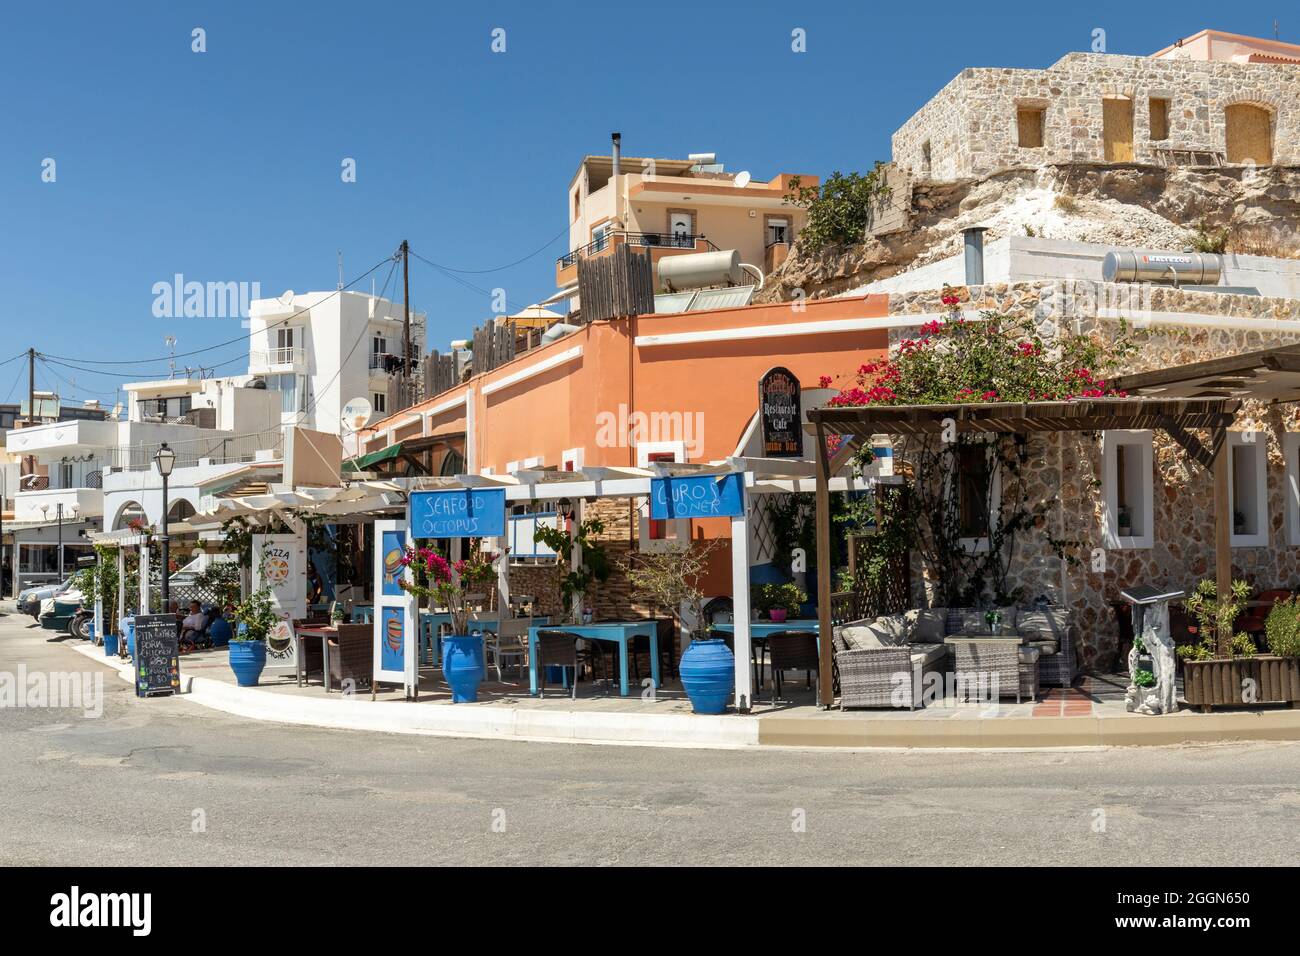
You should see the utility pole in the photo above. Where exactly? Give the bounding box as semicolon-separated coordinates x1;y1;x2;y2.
27;348;35;426
400;239;411;409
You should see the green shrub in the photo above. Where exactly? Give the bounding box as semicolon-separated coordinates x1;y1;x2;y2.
783;168;890;254
1177;577;1252;661
1133;669;1156;688
1265;598;1300;658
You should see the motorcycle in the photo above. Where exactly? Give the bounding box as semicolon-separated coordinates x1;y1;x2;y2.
70;605;95;643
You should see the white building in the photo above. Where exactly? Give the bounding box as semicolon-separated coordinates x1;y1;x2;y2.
4;377;280;593
246;290;427;435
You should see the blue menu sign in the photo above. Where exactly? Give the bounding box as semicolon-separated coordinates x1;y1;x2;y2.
409;488;507;538
650;473;745;520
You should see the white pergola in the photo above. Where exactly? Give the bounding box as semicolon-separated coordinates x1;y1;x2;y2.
191;460;879;712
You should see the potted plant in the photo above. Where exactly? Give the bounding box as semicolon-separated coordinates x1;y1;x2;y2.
1117;506;1132;537
1260;597;1300;704
400;544;497;703
625;540;730;713
1177;578;1263;711
751;582;806;623
534;517;611;624
228;587;278;686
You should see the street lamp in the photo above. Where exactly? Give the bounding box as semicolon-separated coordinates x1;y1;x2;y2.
154;443;176;611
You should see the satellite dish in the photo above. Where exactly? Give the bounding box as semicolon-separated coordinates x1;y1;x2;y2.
279;289;295;305
341;396;373;432
734;170;751;188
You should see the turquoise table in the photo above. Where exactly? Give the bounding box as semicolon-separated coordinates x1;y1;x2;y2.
418;612;549;666
527;621;660;697
711;620;821;690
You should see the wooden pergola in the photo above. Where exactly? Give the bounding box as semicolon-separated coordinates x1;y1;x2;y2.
807;396;1245;709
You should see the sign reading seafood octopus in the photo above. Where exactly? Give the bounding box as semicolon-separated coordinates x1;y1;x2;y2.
649;473;745;520
409;488;507;538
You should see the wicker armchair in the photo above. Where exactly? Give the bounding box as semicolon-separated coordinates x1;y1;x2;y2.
1017;608;1078;688
767;631;819;706
953;640;1021;702
833;618;946;710
329;623;373;691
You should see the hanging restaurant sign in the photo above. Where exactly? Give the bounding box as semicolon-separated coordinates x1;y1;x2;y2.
409;488;507;538
650;473;745;520
758;366;803;458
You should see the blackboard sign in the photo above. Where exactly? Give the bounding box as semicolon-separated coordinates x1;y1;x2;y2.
134;613;180;698
758;366;803;458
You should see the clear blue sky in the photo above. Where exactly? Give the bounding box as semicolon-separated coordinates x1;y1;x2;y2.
0;0;1284;404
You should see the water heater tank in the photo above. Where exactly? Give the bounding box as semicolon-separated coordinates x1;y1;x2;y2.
1102;249;1223;285
658;250;743;291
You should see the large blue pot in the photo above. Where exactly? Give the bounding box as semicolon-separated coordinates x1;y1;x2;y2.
104;632;120;657
442;635;484;703
679;638;735;714
228;640;267;687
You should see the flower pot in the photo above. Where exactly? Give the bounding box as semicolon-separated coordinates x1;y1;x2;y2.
442;634;485;703
1182;656;1300;711
679;638;735;714
228;640;267;687
769;608;788;623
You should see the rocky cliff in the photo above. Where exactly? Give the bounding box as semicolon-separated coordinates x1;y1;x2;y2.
756;163;1300;302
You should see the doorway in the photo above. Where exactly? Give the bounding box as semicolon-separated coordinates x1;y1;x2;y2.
1103;97;1134;162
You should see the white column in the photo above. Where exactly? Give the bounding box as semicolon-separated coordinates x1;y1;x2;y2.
138;544;150;615
730;492;754;713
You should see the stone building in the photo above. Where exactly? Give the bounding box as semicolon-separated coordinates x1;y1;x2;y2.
891;29;1300;182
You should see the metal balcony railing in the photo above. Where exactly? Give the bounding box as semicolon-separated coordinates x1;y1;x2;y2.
250;346;306;369
106;431;283;472
558;232;715;269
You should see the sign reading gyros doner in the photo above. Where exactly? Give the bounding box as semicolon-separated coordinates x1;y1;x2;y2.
758;366;803;458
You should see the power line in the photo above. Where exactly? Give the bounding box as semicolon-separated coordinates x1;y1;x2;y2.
412;225;569;274
408;247;557;318
41;252;398;368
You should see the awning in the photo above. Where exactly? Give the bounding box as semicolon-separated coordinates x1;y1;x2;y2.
344;442;403;473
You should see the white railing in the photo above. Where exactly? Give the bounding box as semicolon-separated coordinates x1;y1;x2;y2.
108;430;284;472
250;346;306;369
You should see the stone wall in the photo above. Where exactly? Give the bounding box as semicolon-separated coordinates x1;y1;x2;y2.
883;281;1300;670
892;52;1300;181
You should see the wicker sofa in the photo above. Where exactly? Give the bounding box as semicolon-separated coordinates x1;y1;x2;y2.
834;605;1077;710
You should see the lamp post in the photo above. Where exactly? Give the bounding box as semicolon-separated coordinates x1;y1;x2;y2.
154;443;176;611
56;502;63;581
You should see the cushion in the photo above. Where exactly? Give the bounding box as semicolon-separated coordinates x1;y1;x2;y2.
838;624;885;651
1018;608;1068;641
1025;638;1059;656
908;643;948;669
1017;646;1042;665
913;608;947;643
871;615;911;645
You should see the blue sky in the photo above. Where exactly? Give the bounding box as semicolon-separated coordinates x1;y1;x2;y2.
0;0;1283;404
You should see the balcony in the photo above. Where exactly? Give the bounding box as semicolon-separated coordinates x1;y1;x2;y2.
249;346;307;372
4;418;119;457
555;232;717;287
13;486;104;523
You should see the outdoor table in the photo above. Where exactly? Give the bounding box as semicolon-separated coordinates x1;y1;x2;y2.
711;620;820;689
527;621;659;697
296;625;336;692
418;612;550;666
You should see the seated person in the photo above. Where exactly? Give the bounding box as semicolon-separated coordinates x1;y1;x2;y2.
181;600;208;646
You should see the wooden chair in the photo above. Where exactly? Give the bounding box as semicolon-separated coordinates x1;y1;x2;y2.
767;631;820;707
535;631;580;699
329;623;373;691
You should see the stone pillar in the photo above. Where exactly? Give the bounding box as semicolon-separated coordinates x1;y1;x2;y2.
1125;600;1176;715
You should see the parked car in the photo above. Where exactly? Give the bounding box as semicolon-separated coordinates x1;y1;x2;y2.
18;577;74;619
38;589;85;634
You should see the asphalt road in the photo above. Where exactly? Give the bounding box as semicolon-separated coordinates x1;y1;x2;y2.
2;608;1298;866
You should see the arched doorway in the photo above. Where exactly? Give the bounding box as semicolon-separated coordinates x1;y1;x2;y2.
168;499;196;522
113;501;146;531
1225;103;1273;165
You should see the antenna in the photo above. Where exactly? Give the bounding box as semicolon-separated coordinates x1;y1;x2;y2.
164;335;177;378
337;250;344;291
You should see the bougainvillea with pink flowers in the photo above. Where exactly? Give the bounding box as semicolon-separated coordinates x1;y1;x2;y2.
398;544;497;634
820;287;1135;409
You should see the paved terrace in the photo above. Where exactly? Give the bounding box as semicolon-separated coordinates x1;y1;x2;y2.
68;636;1300;750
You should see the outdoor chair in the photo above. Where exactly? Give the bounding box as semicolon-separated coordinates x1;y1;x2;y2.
484;617;531;681
953;640;1022;703
766;631;820;707
329;623;373;691
535;631;582;699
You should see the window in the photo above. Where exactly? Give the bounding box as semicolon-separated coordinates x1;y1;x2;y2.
59;463;73;489
1225;103;1274;166
1017;107;1045;148
264;374;304;414
636;440;688;552
276;327;295;350
1285;434;1300;546
561;447;583;472
1229;431;1267;547
1103;431;1154;549
138;396;192;420
572;189;581;222
591;221;612;252
1103;96;1134;162
1149;97;1170;142
921;140;932;178
943;440;999;553
372;391;386;414
766;217;790;246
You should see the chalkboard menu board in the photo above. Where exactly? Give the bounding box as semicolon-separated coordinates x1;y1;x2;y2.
134;613;180;698
758;366;803;458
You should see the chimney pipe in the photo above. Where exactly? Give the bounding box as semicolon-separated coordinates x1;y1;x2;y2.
611;132;621;180
963;226;988;286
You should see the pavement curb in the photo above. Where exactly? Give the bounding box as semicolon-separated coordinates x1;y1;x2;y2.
64;641;1300;751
